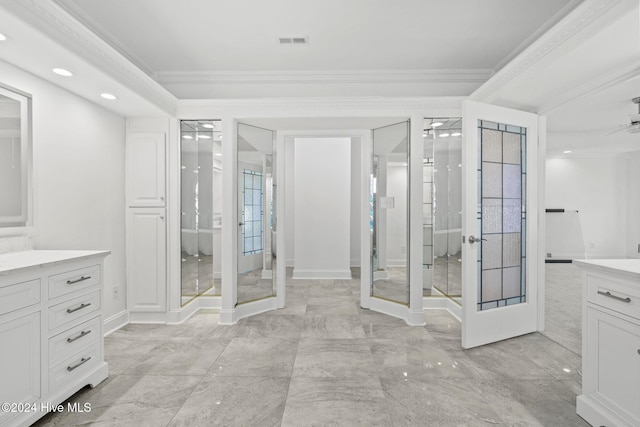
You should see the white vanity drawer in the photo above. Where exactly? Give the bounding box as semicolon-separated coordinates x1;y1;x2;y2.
0;279;40;316
587;274;640;319
49;341;101;393
49;315;101;367
48;291;101;331
48;264;101;300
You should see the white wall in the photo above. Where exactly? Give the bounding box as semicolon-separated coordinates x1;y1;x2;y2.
350;138;362;266
545;154;628;258
292;137;351;278
0;59;127;322
626;151;640;258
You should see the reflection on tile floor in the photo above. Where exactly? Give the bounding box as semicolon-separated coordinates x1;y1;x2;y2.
34;266;588;426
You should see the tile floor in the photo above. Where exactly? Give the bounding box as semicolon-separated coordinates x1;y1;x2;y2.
34;266;588;426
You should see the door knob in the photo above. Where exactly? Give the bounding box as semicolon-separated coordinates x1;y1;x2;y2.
468;235;487;244
239;222;244;226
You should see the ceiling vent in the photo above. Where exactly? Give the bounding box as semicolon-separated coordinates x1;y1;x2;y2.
278;36;309;45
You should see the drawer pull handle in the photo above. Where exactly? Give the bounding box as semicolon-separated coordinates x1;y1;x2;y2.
67;276;91;285
67;357;91;372
67;329;92;343
597;290;631;303
66;302;91;314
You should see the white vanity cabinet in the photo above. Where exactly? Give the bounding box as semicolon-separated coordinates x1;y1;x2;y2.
574;259;640;427
0;250;109;427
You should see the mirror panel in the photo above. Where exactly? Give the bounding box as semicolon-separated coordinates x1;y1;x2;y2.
423;118;462;303
180;120;222;306
237;123;276;305
0;85;30;227
371;121;409;305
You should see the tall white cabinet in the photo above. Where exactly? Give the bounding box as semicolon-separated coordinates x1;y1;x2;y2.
0;250;109;427
125;119;169;322
574;259;640;427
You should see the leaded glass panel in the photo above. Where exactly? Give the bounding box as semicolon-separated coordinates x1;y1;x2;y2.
477;120;526;311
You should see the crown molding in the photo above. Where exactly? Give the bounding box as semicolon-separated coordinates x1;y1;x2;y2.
471;0;629;103
0;0;177;115
176;96;465;118
156;69;493;86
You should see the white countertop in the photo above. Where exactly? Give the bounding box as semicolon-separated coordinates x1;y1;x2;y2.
573;258;640;280
0;250;110;275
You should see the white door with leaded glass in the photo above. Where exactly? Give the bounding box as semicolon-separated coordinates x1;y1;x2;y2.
461;100;540;349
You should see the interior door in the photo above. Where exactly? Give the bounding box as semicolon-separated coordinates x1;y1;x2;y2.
370;121;410;306
236;122;276;305
461;100;539;349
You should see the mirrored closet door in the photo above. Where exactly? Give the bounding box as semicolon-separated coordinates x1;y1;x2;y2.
371;121;410;305
236;123;276;305
423;118;462;303
180;120;222;305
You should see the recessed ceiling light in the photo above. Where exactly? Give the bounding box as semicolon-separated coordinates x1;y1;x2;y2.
197;135;211;139
215;153;222;156
52;68;73;77
201;123;214;129
563;150;572;154
431;122;443;128
451;132;462;137
439;132;450;137
100;93;117;100
0;33;8;41
182;135;193;139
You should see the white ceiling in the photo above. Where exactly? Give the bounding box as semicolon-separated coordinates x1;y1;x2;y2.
54;0;578;77
1;0;638;155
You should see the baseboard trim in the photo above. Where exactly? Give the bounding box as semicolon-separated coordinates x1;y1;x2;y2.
103;310;130;336
423;296;462;321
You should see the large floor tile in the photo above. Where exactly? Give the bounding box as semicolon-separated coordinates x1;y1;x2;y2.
468;379;590;426
302;314;366;338
370;339;468;380
168;376;289;427
281;377;391;426
123;337;228;376
208;337;297;377
37;375;201;427
381;378;505;426
293;338;377;378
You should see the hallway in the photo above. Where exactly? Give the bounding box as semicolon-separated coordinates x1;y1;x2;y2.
35;268;586;426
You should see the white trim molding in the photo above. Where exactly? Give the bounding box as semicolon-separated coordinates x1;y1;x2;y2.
2;0;177;115
156;69;492;86
471;0;631;104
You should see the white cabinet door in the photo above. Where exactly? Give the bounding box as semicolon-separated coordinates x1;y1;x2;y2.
0;311;40;426
126;133;166;207
126;208;167;312
584;307;640;426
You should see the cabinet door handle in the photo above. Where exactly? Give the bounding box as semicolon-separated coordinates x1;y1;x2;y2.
597;290;631;303
67;330;92;343
67;276;91;285
67;357;91;372
66;302;91;314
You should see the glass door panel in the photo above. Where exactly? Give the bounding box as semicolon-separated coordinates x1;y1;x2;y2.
237;123;276;305
423;118;462;303
461;100;539;349
180;120;221;306
371;121;410;305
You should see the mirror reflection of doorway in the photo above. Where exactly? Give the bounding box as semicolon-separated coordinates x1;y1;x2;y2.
236;123;276;305
370;121;410;305
422;118;462;305
180;120;222;306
